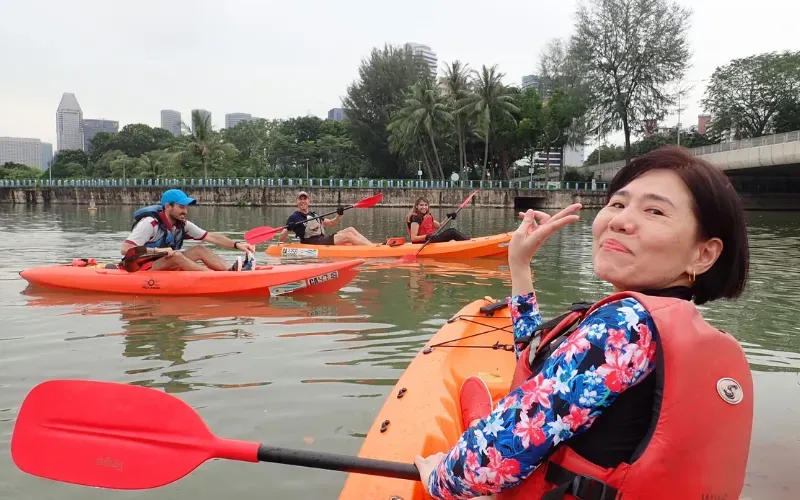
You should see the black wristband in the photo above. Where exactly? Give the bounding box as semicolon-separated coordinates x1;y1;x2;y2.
233;241;241;250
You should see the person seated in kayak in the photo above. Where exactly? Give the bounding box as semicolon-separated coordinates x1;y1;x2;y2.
120;189;257;272
278;190;372;246
406;196;470;244
414;146;753;499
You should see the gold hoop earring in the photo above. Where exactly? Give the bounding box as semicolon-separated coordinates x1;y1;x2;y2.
689;270;696;285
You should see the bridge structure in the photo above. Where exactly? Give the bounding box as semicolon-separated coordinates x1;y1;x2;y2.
514;130;800;194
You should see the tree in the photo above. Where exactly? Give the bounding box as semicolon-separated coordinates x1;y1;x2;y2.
174;110;238;179
539;88;583;181
0;162;42;180
457;65;520;180
701;51;800;140
584;144;626;165
572;0;692;163
342;44;428;178
87;124;174;161
440;61;472;177
538;37;592;151
387;77;453;179
515;88;543;177
774;99;800;134
49;149;89;178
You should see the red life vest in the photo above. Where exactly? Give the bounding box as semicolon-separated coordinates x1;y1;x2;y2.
498;291;753;500
408;213;435;238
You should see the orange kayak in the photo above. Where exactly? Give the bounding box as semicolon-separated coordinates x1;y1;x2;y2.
265;232;513;259
338;297;515;500
18;259;364;296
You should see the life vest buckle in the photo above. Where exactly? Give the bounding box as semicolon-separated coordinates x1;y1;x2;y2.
543;462;617;500
571;474;610;500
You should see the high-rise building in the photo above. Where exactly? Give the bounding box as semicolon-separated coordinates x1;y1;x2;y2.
521;74;553;100
192;109;212;127
160;110;182;136
644;119;659;137
225;113;252;128
41;142;53;171
83;119;119;150
698;114;712;136
328;108;346;121
0;137;43;169
406;43;437;77
528;145;586;171
56;92;84;151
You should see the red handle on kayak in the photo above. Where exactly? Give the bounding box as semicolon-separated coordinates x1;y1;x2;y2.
10;379;420;491
244;193;384;245
121;246;183;272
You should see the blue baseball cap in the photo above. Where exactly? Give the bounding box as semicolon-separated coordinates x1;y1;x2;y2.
161;189;197;206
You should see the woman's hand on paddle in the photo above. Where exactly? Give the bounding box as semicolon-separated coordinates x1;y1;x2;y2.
414;452;445;494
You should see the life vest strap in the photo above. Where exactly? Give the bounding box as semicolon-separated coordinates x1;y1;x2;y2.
542;462;618;500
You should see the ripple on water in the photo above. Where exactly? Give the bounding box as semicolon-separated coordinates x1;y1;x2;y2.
1;206;799;499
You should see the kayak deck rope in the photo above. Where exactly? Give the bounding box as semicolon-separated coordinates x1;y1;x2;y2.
423;314;515;354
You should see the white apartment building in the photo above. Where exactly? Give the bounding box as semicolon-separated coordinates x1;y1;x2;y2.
0;137;43;169
161;110;182;136
225;113;252;128
56;92;84;151
407;43;438;77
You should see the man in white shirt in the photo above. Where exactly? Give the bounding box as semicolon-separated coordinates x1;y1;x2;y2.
121;189;256;271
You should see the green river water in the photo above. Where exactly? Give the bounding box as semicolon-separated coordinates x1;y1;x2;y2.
0;204;798;499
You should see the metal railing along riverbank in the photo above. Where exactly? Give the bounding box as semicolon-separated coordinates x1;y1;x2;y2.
0;177;610;192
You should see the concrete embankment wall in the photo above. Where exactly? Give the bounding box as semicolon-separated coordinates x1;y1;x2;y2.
0;186;794;210
0;186;608;209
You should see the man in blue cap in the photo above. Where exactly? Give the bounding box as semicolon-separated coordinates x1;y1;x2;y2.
120;189;256;272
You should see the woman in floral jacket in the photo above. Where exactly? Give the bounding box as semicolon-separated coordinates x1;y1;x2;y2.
414;146;751;500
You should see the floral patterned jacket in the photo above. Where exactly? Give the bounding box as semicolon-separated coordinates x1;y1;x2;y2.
427;290;658;500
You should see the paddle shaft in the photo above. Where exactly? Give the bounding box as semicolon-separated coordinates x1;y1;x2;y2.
409;190;479;258
256;207;346;244
256;445;420;480
246;193;383;244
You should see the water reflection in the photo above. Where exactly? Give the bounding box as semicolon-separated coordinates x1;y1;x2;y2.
19;287;370;393
3;204;800;499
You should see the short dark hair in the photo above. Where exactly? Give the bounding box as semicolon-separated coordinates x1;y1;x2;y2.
606;145;749;305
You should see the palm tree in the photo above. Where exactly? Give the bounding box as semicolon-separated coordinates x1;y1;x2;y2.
457;65;520;180
175;110;237;179
440;61;471;177
138;150;176;178
387;77;453;179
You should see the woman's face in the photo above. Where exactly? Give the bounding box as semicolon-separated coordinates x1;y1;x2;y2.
591;168;721;292
416;201;429;214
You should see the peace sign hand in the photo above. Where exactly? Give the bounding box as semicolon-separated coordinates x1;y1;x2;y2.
509;203;582;268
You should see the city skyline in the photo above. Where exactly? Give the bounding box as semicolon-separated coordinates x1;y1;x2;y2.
1;0;797;150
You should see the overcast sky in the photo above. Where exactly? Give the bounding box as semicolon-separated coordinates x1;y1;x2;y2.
2;0;799;153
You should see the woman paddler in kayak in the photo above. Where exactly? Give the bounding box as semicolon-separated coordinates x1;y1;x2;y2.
413;145;753;500
405;196;470;244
